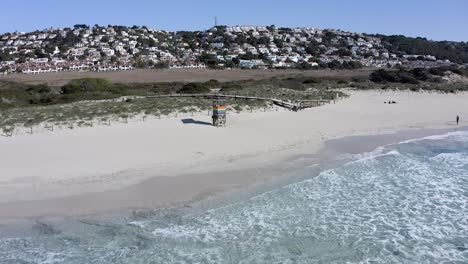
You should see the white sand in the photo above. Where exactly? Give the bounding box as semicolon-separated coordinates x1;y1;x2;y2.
0;90;467;211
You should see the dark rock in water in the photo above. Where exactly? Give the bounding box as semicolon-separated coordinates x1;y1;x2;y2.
456;246;467;251
32;222;61;236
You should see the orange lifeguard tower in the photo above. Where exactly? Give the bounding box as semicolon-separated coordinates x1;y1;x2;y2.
212;100;227;127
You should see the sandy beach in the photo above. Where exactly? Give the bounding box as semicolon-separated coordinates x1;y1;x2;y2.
0;90;467;220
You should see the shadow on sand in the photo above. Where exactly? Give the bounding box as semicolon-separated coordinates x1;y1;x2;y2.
181;118;212;126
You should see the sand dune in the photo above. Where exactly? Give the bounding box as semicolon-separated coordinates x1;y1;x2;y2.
0;90;467;219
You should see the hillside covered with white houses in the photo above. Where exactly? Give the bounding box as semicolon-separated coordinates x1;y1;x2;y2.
0;24;460;75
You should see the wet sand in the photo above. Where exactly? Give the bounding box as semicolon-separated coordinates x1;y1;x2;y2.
0;126;465;225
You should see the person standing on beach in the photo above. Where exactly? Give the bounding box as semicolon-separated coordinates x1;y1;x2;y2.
456;115;460;126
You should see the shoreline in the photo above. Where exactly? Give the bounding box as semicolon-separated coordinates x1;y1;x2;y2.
0;126;465;226
1;90;467;223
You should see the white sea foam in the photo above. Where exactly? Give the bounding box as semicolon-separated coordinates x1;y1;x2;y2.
336;145;388;161
401;130;468;144
143;132;468;263
431;152;468;168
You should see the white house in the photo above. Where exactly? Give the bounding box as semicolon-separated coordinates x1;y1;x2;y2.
210;42;224;49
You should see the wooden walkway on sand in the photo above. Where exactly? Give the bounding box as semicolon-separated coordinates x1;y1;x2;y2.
146;93;335;111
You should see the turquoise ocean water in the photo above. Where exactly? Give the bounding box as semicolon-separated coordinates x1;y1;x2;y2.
1;130;467;263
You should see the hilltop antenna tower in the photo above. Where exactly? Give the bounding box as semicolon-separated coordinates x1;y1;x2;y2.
215;16;218;27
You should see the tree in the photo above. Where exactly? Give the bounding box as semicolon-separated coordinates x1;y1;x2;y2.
73;24;88;29
334;48;352;57
134;59;148;68
239;52;258;60
327;60;343;69
232;57;240;65
154;62;169;69
273;39;284;49
305;43;320;56
318;61;328;69
257;37;270;45
44;45;55;54
348;61;363;69
64;31;81;45
0;52;13;61
199;52;218;68
34;48;47;58
17;56;27;63
342;61;351;69
295;62;315;70
323;30;337;41
278;27;292;32
101;36;109;43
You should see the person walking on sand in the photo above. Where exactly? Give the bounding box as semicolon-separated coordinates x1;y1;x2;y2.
456;115;460;126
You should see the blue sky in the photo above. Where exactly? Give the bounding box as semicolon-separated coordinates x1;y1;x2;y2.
1;0;467;41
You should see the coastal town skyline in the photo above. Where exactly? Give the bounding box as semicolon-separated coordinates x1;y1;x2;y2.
1;0;467;42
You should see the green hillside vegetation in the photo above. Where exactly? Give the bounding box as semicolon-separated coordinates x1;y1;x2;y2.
375;35;468;63
369;66;468;85
0;78;189;109
365;66;468;93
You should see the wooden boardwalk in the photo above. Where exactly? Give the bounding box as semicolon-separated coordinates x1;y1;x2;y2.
146;93;334;111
